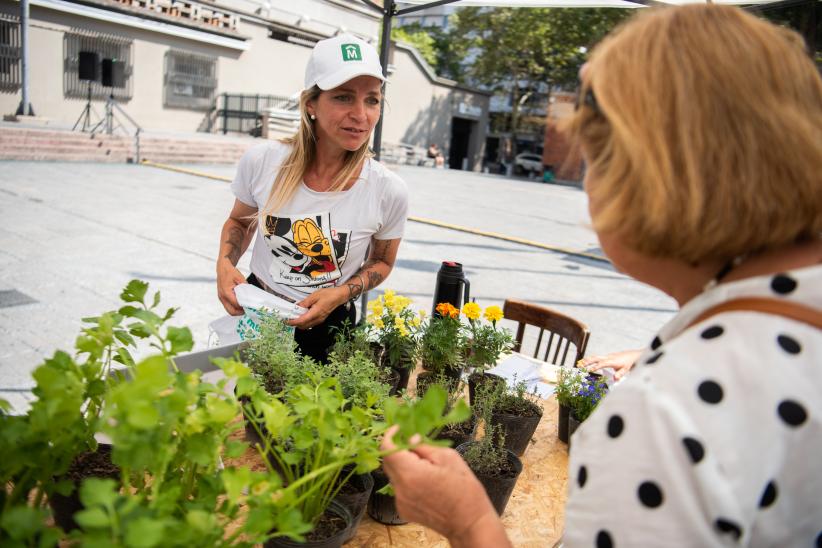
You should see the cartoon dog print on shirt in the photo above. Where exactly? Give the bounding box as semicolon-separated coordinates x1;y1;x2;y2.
263;212;350;292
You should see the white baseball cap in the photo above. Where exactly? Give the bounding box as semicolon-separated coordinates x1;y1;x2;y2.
304;34;385;91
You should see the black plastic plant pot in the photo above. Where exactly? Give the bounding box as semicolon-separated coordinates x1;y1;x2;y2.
333;472;374;543
568;412;582;449
557;403;570;444
456;443;523;516
265;500;353;548
490;411;543;457
49;443;119;532
467;372;505;406
367;467;407;526
436;416;477;448
392;366;411;395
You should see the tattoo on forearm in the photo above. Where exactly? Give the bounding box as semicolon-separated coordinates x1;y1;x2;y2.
223;226;245;264
345;277;364;301
367;270;383;289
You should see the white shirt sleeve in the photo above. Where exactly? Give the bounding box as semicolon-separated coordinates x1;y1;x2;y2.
230;143;270;208
375;170;409;240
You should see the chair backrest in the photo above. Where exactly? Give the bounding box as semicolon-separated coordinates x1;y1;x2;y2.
503;299;591;366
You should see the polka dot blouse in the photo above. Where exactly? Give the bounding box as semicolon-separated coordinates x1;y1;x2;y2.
564;265;822;547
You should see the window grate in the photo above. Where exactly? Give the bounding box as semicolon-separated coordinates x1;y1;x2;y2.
164;50;217;110
0;14;21;92
63;31;133;100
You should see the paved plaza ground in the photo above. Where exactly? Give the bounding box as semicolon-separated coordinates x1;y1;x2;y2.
0;160;677;402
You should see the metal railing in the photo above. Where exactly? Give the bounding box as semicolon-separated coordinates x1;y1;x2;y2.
0;14;20;92
218;93;298;134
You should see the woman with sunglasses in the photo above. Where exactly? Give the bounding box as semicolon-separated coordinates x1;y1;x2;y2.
382;5;822;546
216;35;408;364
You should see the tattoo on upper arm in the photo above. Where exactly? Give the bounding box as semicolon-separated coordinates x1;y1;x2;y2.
367;270;383;289
223;226;245;264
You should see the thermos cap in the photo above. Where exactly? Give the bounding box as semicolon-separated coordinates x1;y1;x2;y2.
439;261;463;273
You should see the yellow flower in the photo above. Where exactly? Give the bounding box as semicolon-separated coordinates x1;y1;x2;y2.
394;316;405;329
384;295;395;308
484;305;504;323
383;289;396;299
372;303;384;316
410;316;421;328
462;302;481;321
418;309;427;320
373;318;385;329
398;325;409;338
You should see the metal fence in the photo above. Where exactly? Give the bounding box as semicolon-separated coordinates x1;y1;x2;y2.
0;14;20;92
164;50;217;110
63;31;133;101
219;93;297;134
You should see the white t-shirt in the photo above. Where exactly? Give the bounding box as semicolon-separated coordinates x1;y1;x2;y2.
565;264;822;548
231;141;408;302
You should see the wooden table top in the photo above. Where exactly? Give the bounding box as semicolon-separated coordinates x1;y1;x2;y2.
347;395;567;547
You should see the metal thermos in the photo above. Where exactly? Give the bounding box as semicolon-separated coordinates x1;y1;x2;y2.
432;261;471;316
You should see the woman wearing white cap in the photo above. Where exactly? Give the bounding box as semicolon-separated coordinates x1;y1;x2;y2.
217;34;408;364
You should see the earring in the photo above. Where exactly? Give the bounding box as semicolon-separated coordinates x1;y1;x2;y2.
310;114;316;121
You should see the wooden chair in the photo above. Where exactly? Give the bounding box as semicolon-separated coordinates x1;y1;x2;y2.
503;299;591;366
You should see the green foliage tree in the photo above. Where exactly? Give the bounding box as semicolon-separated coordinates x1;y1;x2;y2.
450;7;632;157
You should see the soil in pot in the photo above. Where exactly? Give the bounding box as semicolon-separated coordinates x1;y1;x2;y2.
391;366;411;395
557;403;570;444
415;371;459;398
436;416;476;448
490;400;543;457
367;466;407;526
49;443;120;532
333;469;374;543
265;500;353;548
455;443;523;516
467;372;505;406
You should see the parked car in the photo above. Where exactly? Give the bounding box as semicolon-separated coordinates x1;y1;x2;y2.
514;152;543;175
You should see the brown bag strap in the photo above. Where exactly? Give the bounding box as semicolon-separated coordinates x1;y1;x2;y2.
686;297;822;331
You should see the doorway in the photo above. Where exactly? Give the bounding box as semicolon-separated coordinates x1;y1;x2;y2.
449;117;474;170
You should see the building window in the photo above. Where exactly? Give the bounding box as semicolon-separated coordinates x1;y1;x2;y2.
0;13;21;92
63;31;133;100
163;50;217;110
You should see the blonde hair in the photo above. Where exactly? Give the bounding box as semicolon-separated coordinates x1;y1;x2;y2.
259;86;374;220
565;5;822;264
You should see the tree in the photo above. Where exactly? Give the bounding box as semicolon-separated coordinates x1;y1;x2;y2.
391;23;466;80
450;7;632;158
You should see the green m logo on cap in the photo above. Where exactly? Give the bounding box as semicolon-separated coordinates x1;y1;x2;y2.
341;43;362;62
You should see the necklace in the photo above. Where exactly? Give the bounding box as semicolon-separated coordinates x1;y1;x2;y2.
702;254;748;292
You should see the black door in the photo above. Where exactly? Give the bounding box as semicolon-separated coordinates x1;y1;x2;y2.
449;117;473;170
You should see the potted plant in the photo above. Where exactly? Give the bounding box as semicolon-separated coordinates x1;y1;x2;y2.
486;380;543;457
456;385;522;516
329;323;401;395
567;374;608;445
417;302;465;392
461;303;514;404
554;365;587;443
365;290;421;392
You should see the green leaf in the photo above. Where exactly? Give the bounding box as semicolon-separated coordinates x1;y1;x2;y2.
151;290;161;310
120;279;149;304
0;398;11;414
127;401;159;429
124;516;166;548
224;439;248;458
115;348;135;367
166;326;194;355
114;329;137;347
74;507;110;529
0;506;48;541
79;478;119;508
162;307;178;321
118;305;140;318
133;309;161;327
221;466;251;504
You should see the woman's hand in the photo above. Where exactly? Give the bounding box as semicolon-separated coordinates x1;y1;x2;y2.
216;260;246;316
288;286;348;330
381;426;511;548
579;348;642;380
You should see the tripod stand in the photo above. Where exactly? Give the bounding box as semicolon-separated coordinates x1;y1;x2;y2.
73;81;100;132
